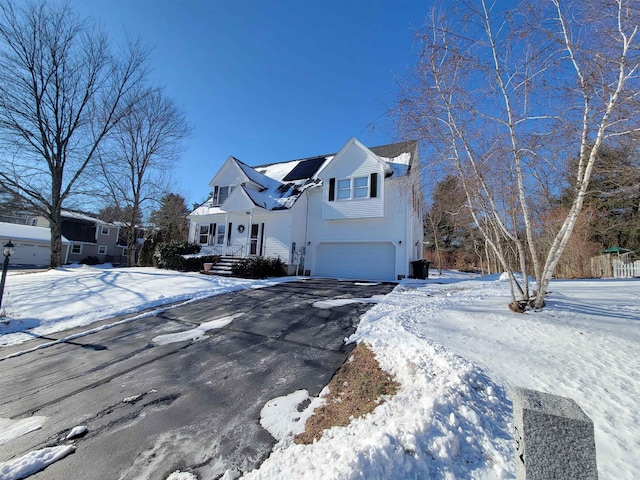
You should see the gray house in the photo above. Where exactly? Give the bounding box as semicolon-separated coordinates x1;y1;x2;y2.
30;210;126;265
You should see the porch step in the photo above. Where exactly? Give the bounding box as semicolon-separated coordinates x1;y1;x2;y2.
204;256;244;277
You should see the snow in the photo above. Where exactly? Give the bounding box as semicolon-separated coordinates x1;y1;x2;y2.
166;472;198;480
243;273;640;479
0;264;294;348
151;313;242;345
0;445;76;480
259;389;328;441
1;266;638;478
65;426;87;440
0;222;69;244
0;417;47;446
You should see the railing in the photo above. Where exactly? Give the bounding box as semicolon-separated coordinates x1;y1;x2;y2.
198;243;248;258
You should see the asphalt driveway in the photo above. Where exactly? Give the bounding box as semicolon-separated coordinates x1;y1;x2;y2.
0;278;395;479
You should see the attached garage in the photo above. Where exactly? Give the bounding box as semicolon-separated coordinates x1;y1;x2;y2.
315;241;396;281
0;222;70;267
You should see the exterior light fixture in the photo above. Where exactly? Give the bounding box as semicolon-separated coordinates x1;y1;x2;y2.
0;240;15;310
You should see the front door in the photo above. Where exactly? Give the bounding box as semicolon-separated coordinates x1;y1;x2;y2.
250;223;264;256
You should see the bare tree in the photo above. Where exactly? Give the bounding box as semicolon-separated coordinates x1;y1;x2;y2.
0;0;148;267
396;0;639;310
98;88;190;266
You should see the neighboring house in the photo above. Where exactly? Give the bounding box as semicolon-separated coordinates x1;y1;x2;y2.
188;138;424;281
0;222;71;267
31;210;126;265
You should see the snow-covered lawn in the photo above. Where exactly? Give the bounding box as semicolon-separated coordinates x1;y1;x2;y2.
1;265;638;479
0;264;292;348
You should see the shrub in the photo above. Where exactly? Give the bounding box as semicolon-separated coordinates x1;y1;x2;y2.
80;256;100;265
154;241;202;270
231;256;286;279
181;255;220;272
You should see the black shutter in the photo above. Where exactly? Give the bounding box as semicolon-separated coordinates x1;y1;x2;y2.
227;223;232;246
370;173;378;198
329;178;335;201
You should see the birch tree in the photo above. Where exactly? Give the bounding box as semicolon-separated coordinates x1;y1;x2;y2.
0;0;148;267
397;0;639;310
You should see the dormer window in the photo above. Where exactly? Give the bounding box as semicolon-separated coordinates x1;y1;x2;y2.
329;173;378;201
213;185;235;206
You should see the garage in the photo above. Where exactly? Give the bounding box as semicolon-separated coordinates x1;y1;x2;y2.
315;241;396;281
0;222;70;267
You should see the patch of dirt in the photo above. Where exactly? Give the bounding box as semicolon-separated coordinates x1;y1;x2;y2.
294;342;399;444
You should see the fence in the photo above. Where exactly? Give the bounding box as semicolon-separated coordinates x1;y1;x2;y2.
612;258;640;278
590;254;640;278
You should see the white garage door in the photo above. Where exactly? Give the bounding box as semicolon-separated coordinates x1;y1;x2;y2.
315;242;396;281
10;240;51;266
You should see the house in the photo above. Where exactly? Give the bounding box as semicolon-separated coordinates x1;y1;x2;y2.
0;222;71;267
188;138;424;281
30;210;126;265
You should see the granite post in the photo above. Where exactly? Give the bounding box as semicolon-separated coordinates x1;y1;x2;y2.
512;387;598;479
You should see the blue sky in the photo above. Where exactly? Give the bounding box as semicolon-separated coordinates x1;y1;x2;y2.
67;1;429;206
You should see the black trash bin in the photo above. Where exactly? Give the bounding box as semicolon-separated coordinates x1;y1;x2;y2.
411;259;430;279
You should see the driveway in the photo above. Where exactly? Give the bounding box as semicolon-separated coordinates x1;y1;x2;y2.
0;278;395;479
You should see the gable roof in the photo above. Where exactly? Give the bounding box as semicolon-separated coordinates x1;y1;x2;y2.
193;139;418;213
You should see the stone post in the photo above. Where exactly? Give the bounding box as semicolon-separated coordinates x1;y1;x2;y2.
512;387;598;479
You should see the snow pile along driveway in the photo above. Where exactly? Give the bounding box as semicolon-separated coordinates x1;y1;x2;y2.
243;274;640;479
243;275;515;479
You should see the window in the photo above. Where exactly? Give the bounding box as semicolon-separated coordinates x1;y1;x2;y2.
333;177;369;200
199;225;210;244
31;218;37;226
353;177;369;198
101;226;109;235
328;173;378;202
98;245;107;255
337;179;351;200
216;224;226;245
213;185;235;206
71;244;82;254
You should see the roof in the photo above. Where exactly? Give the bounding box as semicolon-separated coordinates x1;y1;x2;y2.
193;139;418;213
61;210;117;227
601;247;632;255
0;222;70;244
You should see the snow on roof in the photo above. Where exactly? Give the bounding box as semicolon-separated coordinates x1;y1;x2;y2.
235;158;282;191
255;160;301;183
189;201;226;217
0;222;70;244
194;141;417;214
381;152;412;166
61;210;116;227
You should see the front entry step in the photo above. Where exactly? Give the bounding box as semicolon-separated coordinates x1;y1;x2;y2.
202;256;244;277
